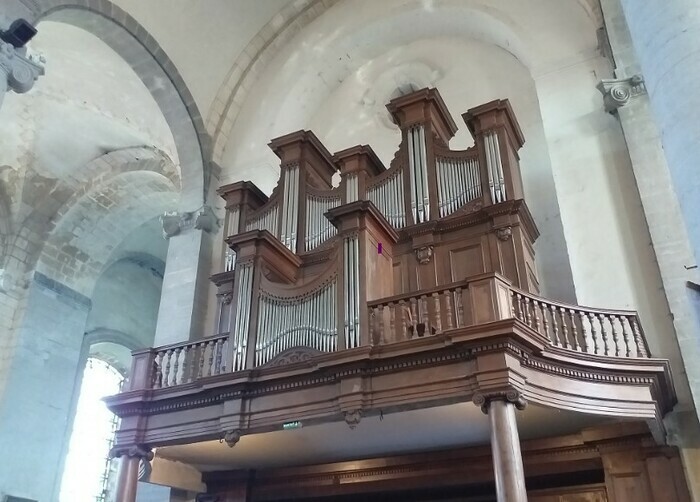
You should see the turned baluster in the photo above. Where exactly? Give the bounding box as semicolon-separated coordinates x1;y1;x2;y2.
207;340;216;376
410;297;419;337
631;317;647;357
587;312;600;354
598;313;610;356
432;293;442;334
559;307;571;349
215;339;224;375
399;300;408;340
541;303;550;341
532;300;541;332
622;316;634;357
420;295;429;328
172;347;182;386
445;292;454;330
550;305;560;346
611;315;622;357
198;342;206;378
154;352;164;389
189;344;200;382
389;303;396;343
378;305;385;344
569;309;581;351
181;345;191;384
524;297;532;326
455;288;465;327
578;311;590;353
163;349;173;387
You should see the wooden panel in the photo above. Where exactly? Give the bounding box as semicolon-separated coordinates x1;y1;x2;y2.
448;241;485;282
393;261;405;294
530;484;607;502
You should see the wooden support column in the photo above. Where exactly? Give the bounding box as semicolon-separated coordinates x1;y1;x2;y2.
112;445;153;502
474;392;528;502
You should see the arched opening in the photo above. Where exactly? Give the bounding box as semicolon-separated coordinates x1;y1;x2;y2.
59;357;124;502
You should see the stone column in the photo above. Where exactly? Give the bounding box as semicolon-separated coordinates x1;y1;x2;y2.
0;39;44;111
598;2;700;497
155;206;217;345
112;445;153;502
619;0;700;259
474;392;528;502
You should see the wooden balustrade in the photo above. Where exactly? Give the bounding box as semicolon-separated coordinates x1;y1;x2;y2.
152;334;229;389
367;281;470;345
510;289;649;358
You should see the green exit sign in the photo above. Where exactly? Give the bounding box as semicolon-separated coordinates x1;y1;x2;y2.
282;421;302;430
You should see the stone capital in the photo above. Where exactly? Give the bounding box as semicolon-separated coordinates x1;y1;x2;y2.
0;40;44;94
473;389;528;414
597;75;646;113
160;204;221;239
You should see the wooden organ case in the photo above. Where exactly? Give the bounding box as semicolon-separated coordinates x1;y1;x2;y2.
213;88;540;370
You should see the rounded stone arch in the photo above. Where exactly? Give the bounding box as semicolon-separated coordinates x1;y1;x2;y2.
14;0;213;209
36;168;178;297
23;147;177;272
85;329;144;376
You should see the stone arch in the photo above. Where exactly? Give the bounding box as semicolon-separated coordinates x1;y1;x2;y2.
36;169;177;296
86;330;144;376
15;147;176;274
12;0;213;209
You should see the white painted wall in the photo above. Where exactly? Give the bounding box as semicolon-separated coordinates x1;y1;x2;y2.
535;56;680;371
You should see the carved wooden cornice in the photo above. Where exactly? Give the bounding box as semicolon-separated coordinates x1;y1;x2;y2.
107;319;676;453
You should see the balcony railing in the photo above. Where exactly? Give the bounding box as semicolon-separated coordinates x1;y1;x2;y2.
127;275;653;393
510;288;649;358
151;333;229;389
367;276;650;359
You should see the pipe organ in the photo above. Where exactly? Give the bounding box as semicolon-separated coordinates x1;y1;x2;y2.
214;87;536;370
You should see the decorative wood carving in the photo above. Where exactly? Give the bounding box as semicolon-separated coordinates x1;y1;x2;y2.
414;245;434;264
343;409;363;429
264;347;323;368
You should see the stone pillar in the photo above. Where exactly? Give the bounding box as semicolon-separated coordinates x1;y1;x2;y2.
619;0;700;260
112;445;153;502
598;2;700;497
0;39;44;111
474;392;528;502
0;273;91;501
155;206;217;345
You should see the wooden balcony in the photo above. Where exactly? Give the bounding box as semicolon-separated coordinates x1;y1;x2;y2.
105;88;676;466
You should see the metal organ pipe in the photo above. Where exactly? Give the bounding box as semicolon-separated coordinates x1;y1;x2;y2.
367;170;406;229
